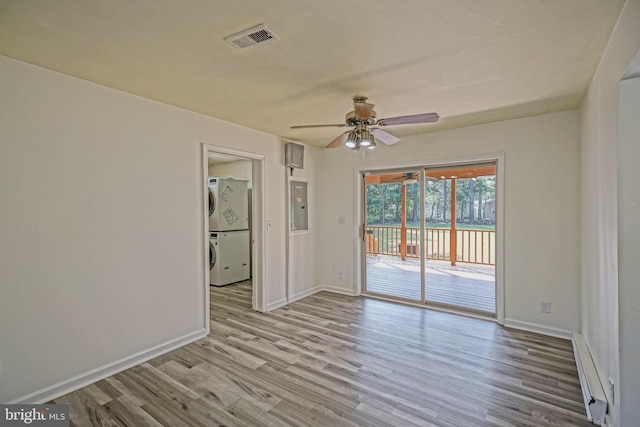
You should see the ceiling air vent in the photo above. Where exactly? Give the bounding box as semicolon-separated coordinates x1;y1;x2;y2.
224;24;279;50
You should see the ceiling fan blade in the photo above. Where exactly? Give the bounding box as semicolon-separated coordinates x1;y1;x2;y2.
325;132;350;149
371;129;401;145
377;112;439;126
291;123;347;129
354;102;375;120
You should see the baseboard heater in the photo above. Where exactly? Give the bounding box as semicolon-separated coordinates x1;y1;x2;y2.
572;333;608;425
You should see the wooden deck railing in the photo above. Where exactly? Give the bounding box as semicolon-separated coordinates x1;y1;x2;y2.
366;226;495;265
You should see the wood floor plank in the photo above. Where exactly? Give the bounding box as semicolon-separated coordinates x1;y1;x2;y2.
103;397;164;427
56;389;126;427
51;280;591;426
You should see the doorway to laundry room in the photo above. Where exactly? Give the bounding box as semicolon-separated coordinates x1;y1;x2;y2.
205;147;264;322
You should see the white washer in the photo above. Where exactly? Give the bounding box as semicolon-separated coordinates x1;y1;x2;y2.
208;177;249;231
210;230;250;287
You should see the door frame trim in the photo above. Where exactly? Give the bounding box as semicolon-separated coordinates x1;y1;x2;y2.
202;144;266;335
357;152;505;324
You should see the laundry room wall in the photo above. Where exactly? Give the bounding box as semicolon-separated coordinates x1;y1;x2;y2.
209;160;253;186
0;55;292;403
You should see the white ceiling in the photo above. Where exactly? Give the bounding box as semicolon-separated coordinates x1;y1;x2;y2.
0;0;625;147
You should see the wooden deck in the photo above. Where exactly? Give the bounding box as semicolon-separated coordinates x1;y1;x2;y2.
365;256;496;314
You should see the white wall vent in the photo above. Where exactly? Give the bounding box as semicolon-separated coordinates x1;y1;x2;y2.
224;24;279;50
572;333;608;425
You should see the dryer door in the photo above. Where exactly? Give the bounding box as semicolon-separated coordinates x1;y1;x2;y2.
209;240;216;269
208;188;216;217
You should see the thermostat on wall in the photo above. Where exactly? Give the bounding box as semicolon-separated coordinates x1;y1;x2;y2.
285;142;304;169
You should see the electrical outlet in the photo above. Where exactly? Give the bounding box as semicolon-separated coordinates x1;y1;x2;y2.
337;271;344;280
338;216;345;225
540;301;551;314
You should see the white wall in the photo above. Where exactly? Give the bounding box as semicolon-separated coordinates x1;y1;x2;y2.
618;75;640;427
579;1;640;425
0;55;290;402
318;110;581;333
209;160;252;187
285;143;321;305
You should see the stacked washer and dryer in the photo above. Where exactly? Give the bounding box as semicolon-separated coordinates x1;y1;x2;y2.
208;177;250;287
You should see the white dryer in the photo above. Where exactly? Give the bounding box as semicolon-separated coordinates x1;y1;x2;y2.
208;177;248;231
210;230;250;287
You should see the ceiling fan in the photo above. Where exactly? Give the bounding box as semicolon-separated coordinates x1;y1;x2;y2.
365;172;420;185
291;96;439;150
393;172;420;184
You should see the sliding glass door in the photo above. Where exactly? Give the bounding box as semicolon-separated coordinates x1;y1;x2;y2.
423;163;497;315
363;169;424;302
362;162;497;317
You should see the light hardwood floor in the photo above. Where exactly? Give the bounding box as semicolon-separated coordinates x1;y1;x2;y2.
52;282;590;426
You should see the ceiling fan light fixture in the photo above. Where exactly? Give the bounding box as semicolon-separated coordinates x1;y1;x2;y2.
344;130;358;149
366;140;377;149
359;129;372;147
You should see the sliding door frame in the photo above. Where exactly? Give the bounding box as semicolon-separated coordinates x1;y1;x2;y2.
357;152;505;324
360;167;426;303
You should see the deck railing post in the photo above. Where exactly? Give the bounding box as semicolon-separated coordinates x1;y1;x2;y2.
400;184;407;261
450;179;457;266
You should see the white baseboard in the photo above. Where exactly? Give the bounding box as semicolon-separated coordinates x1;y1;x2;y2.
266;297;288;311
503;318;573;340
318;285;357;296
266;285;357;312
572;333;608;425
8;329;207;404
289;285;355;302
289;286;322;303
290;285;357;299
265;292;315;312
